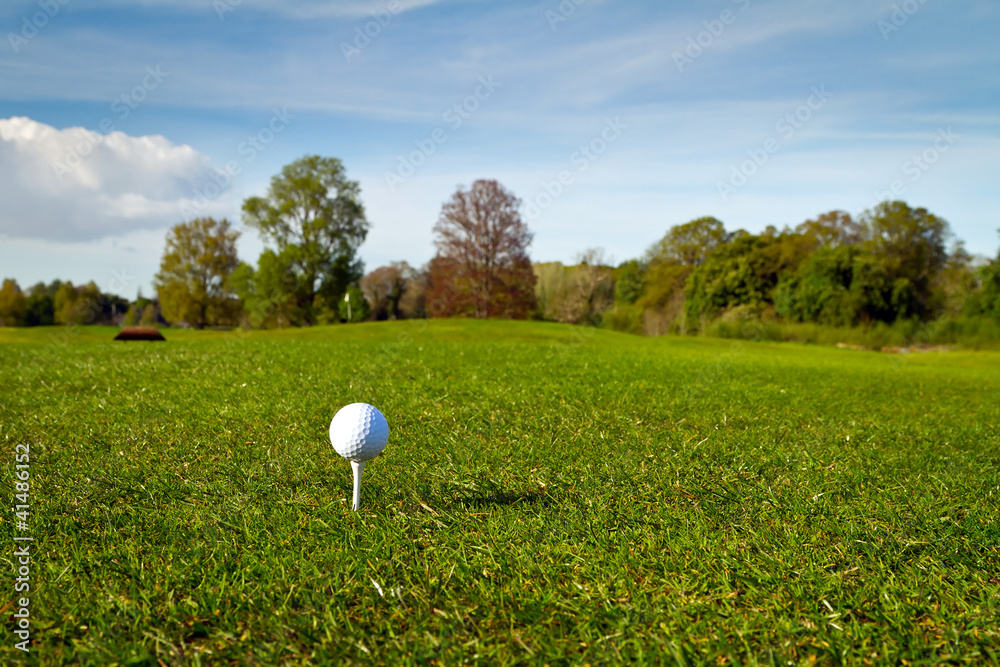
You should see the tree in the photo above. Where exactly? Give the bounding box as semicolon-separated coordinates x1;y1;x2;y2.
27;280;61;298
398;267;428;319
684;231;813;323
431;179;536;319
535;249;613;325
973;230;1000;322
231;250;302;328
645;217;728;268
573;248;614;325
53;282;77;324
360;262;414;320
796;210;861;248
639;217;729;319
424;255;476;318
16;281;57;327
774;244;860;326
154;217;241;328
859;201;950;319
53;281;103;325
613;260;645;306
139;301;160;326
933;241;977;318
242;155;369;325
23;293;54;326
534;259;613;324
0;279;26;326
338;286;370;323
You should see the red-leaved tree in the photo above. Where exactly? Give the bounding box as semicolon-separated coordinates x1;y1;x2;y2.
428;179;536;319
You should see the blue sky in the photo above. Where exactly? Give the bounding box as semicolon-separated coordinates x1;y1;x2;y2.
1;0;998;299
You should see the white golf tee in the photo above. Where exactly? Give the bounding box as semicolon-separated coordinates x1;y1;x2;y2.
351;460;365;511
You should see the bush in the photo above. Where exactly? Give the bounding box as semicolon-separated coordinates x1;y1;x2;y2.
698;314;1000;350
602;304;643;335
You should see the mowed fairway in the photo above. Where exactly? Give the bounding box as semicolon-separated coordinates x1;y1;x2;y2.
1;320;998;665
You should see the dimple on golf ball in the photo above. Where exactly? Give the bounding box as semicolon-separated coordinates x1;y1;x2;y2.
329;403;389;462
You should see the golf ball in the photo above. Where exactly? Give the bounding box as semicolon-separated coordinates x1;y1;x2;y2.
329;403;389;462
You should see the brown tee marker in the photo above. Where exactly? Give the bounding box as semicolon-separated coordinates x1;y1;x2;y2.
114;326;166;341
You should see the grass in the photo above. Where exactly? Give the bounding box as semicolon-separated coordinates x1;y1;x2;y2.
1;320;998;665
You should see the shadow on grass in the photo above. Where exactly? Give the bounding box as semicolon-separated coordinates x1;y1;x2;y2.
451;488;545;510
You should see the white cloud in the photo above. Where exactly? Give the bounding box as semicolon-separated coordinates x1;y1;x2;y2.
0;116;226;242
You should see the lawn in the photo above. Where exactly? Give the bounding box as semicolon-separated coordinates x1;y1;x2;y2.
1;320;998;665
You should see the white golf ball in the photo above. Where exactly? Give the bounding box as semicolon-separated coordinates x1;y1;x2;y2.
329;403;389;462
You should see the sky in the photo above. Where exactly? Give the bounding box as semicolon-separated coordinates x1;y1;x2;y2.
1;0;998;300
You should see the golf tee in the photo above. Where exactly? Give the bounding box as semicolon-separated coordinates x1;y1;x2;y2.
351;460;365;511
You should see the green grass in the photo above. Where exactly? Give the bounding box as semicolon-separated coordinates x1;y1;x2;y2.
1;320;998;665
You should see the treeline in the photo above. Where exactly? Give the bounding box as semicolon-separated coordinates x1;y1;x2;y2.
0;157;538;330
2;153;998;349
0;279;139;327
536;203;1000;347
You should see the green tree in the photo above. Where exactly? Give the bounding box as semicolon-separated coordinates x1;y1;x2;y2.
978;264;1000;322
646;217;728;267
154;217;241;329
53;282;78;324
338;286;370;323
974;230;1000;322
23;293;54;326
242;155;369;325
932;241;977;318
774;244;860;326
123;305;139;326
639;217;729;326
613;260;645;306
231;249;302;328
846;254;903;323
0;279;26;326
859;201;950;319
684;232;813;323
139;302;160;326
53;281;102;325
26;280;62;298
